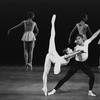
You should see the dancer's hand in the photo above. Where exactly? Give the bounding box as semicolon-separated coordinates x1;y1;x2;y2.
7;29;11;35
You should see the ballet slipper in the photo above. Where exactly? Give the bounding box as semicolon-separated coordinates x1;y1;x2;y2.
27;63;33;70
42;87;48;96
25;63;29;70
51;14;56;24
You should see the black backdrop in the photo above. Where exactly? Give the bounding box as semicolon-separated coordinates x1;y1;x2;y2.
0;0;100;66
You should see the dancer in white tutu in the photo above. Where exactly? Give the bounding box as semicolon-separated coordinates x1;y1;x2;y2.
8;12;39;70
42;14;81;96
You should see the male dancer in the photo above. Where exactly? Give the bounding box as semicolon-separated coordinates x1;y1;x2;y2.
48;28;100;96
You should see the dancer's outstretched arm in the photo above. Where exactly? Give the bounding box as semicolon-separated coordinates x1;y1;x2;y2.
89;29;100;42
68;25;77;44
7;21;24;35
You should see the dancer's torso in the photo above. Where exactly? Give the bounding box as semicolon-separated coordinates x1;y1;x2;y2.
21;20;36;41
24;19;36;32
76;23;88;40
74;39;91;62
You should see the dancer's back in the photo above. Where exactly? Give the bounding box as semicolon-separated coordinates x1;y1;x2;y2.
24;19;36;32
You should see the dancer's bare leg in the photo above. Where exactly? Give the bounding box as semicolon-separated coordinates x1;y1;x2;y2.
48;14;56;54
23;41;28;70
42;54;52;96
48;14;62;74
42;14;57;96
49;14;68;74
28;41;35;70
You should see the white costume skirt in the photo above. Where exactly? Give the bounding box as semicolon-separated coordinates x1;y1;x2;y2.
21;31;36;41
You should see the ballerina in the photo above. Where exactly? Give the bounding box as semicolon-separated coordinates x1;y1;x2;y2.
8;12;39;70
42;14;81;96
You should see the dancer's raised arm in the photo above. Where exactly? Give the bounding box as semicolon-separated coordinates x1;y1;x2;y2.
68;25;77;44
89;29;100;42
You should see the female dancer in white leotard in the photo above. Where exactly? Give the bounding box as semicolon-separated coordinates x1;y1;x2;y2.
42;14;69;96
42;14;80;96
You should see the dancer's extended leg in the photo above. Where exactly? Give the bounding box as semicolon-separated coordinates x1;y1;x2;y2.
23;41;28;70
48;14;63;74
48;14;57;54
42;15;57;96
49;14;68;74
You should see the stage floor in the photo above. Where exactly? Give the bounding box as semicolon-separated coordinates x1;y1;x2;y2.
0;66;100;100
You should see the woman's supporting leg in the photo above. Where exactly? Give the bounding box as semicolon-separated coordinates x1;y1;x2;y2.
23;41;28;70
42;54;52;96
42;15;57;96
28;41;35;70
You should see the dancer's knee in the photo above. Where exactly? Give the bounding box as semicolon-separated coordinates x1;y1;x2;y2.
24;51;28;57
90;74;95;81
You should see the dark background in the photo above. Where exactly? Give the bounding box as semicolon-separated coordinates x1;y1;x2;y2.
0;0;100;66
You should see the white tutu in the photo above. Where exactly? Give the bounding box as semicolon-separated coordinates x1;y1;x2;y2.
21;31;36;41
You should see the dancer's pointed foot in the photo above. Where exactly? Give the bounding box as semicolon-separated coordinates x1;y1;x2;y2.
42;88;48;96
27;63;33;70
25;64;28;70
48;89;56;96
51;14;56;24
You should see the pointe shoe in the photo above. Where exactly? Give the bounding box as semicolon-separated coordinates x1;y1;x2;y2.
51;14;56;24
25;64;29;70
27;63;33;70
48;89;56;96
88;91;96;96
42;88;48;96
